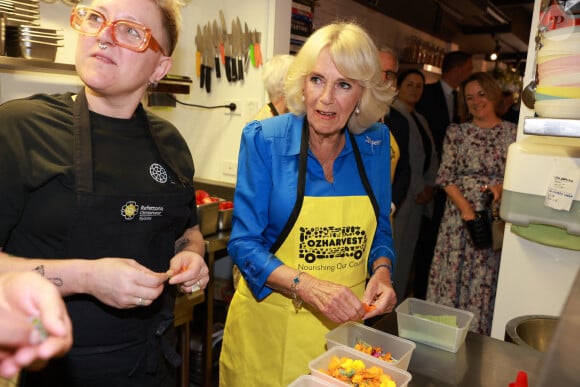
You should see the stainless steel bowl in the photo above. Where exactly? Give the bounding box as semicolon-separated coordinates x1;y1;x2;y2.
0;13;5;55
505;315;559;353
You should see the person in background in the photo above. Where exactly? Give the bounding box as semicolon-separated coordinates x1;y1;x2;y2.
0;0;209;385
0;269;73;379
427;72;517;335
412;50;473;300
219;22;397;386
378;47;410;215
499;89;520;125
385;69;438;303
252;54;295;121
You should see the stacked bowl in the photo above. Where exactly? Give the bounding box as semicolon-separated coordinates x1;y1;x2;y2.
5;25;63;61
0;0;40;27
535;26;580;119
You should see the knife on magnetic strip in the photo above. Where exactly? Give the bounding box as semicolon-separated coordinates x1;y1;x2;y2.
203;23;213;92
234;17;244;81
219;10;232;82
212;20;221;79
230;19;238;81
195;25;202;80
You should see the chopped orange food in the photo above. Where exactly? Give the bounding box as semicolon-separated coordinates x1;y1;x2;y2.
363;303;377;313
322;355;396;387
354;340;395;363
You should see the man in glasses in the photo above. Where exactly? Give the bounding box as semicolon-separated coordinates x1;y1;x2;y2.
0;1;208;386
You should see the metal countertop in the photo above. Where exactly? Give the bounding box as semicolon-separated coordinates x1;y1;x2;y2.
372;312;543;386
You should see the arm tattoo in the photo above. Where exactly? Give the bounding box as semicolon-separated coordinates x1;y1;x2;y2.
33;265;64;287
175;237;190;253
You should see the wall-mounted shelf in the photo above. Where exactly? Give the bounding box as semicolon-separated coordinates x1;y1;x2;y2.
0;56;77;75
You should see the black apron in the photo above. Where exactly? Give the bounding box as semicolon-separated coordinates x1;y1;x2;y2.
19;90;194;387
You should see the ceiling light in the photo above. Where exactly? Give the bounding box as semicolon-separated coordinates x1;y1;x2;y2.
489;38;501;62
487;4;509;25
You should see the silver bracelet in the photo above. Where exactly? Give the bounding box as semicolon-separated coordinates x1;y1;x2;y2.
290;272;305;312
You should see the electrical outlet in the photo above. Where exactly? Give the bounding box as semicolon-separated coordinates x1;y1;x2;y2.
222;160;237;176
225;99;241;116
246;99;259;121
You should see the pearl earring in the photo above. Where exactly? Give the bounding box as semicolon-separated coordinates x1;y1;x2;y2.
355;106;360;115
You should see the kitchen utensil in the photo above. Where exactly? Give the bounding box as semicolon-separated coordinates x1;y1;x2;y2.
244;21;250;72
203;23;213;93
254;29;262;67
219;10;232;82
234;17;243;81
211;20;221;79
522;30;544;109
230;19;237;81
194;24;202;81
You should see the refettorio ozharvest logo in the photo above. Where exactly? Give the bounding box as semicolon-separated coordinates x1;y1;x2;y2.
121;201;164;221
298;225;367;263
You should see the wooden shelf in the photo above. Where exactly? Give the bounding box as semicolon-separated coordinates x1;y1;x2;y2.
0;56;77;75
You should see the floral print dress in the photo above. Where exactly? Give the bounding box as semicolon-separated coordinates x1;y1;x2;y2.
427;120;517;335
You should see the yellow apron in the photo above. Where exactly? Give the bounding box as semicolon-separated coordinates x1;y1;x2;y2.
220;129;378;387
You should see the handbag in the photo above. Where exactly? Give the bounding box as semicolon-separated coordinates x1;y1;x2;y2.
464;189;505;251
465;210;492;249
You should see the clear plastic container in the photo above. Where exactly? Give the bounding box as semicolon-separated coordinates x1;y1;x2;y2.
395;298;473;353
325;322;416;370
287;374;333;386
309;345;412;387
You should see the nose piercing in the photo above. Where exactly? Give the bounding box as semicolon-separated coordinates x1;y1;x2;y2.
98;41;108;50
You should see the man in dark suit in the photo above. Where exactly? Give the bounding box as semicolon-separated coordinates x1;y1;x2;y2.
412;51;473;300
378;47;410;215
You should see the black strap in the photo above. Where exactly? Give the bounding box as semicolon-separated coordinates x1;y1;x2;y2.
269;118;308;253
268;102;279;117
349;131;380;221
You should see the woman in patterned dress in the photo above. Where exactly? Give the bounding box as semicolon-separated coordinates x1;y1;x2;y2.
426;72;517;335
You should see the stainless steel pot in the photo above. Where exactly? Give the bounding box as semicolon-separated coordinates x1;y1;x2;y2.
0;13;6;56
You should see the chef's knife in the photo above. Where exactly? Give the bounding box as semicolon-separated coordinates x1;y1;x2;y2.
254;30;263;67
212;20;221;79
220;10;232;82
230;19;238;81
198;25;206;89
235;17;244;81
195;25;202;80
249;30;256;67
203;24;213;92
244;22;251;73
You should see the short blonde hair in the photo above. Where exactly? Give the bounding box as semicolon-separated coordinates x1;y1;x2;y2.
285;22;394;134
153;0;182;56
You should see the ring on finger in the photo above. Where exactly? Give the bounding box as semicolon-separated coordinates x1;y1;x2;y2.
137;297;144;306
190;281;201;293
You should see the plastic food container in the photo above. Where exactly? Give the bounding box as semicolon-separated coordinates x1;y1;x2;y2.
287;374;331;386
395;298;474;353
325;322;416;370
309;345;412;387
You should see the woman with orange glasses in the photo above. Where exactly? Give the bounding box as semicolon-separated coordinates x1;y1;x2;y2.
0;1;208;386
